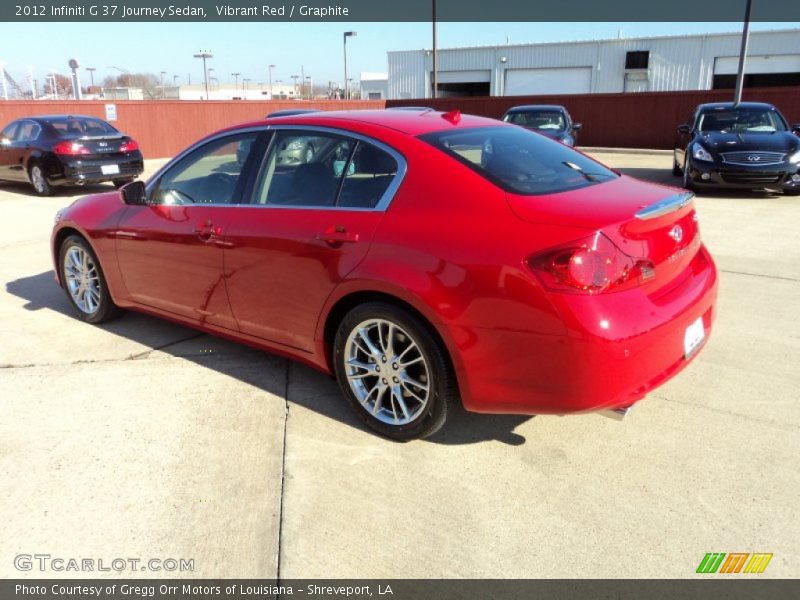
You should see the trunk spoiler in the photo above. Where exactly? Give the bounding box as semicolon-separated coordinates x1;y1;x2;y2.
77;134;125;141
635;192;694;220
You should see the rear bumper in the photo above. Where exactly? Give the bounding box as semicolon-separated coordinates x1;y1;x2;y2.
47;154;144;186
456;244;718;414
688;160;800;191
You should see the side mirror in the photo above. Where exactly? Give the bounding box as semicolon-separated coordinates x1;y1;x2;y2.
120;180;148;205
792;123;800;134
571;122;583;131
678;124;692;134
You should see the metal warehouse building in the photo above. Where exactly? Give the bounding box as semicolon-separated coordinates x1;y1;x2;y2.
387;29;800;99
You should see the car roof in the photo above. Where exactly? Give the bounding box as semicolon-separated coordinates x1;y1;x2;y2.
697;102;778;111
235;109;505;136
24;114;103;121
504;105;567;113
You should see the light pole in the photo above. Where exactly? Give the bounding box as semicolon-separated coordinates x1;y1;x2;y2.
86;67;96;89
268;64;275;99
291;74;299;96
734;0;753;106
173;74;179;86
160;70;166;98
343;31;357;99
347;77;354;100
208;67;216;90
193;50;213;100
305;75;313;99
243;77;251;96
432;0;438;98
232;72;241;92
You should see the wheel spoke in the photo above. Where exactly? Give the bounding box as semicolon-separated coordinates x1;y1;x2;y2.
401;374;429;392
401;382;426;404
391;385;410;420
371;385;385;416
357;327;381;357
399;355;423;368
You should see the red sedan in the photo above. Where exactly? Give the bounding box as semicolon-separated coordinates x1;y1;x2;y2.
51;110;717;440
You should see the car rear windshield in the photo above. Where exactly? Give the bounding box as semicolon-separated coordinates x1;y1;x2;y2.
697;108;788;133
44;117;118;136
419;126;617;195
503;110;566;131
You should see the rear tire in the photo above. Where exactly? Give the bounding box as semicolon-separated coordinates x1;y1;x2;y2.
784;189;800;196
333;302;455;441
58;234;123;324
672;155;682;177
29;162;54;196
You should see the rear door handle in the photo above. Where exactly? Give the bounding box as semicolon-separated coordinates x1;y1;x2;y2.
315;226;359;245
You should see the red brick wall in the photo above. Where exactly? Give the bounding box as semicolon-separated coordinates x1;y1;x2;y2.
387;87;800;149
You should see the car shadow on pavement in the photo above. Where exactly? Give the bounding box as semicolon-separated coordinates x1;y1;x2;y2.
0;181;115;197
7;271;533;446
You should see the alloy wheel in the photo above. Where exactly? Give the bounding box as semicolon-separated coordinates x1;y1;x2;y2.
343;318;431;426
31;166;46;194
63;245;102;314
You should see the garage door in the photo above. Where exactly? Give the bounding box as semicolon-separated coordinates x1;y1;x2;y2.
714;54;800;75
712;54;800;89
504;67;592;96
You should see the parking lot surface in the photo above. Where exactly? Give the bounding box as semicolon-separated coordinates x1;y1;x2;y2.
1;153;798;578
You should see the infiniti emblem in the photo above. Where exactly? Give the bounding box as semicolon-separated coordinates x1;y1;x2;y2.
747;155;760;162
668;224;683;243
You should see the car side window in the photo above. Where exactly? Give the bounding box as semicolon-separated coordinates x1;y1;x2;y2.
338;142;399;209
152;132;260;205
254;131;354;207
15;121;40;142
1;122;19;141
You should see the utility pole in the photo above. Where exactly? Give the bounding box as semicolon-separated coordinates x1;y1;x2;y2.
733;0;753;106
291;74;299;96
268;64;275;99
193;50;213;100
343;31;357;99
86;67;96;88
232;72;240;92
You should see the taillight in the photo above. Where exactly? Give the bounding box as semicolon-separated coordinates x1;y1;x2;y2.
528;232;654;294
119;139;139;153
53;141;90;155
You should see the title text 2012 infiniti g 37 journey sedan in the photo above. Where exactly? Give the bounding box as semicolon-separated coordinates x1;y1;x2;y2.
51;110;718;440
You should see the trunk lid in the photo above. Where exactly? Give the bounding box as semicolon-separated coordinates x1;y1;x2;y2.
508;175;701;291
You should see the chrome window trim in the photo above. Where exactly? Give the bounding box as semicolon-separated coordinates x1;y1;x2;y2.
16;119;41;142
144;124;407;212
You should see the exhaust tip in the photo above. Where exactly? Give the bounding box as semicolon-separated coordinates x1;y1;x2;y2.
600;405;634;421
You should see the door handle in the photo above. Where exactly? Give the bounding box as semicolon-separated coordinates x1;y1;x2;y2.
194;220;221;241
314;226;359;245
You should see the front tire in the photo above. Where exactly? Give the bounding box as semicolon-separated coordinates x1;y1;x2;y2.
683;158;695;191
333;302;455;441
672;153;682;177
58;235;123;323
29;162;54;196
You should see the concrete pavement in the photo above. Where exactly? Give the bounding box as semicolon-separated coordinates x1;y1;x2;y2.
0;153;797;579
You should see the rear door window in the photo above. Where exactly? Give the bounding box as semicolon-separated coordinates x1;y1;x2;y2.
420;126;617;195
14;121;41;142
338;142;398;208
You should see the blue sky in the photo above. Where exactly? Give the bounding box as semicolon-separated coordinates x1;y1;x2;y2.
3;21;798;86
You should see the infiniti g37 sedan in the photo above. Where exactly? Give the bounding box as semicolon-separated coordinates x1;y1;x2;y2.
51;110;718;440
0;115;143;196
674;102;800;194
